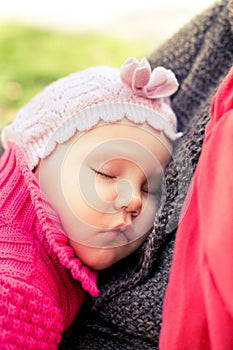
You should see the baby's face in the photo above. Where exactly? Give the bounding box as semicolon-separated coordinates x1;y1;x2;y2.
37;121;172;270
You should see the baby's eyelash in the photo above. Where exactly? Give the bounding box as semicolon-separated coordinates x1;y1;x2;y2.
92;169;116;179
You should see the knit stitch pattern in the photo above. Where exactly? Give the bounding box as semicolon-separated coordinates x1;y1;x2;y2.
0;144;98;350
1;63;180;171
59;1;233;349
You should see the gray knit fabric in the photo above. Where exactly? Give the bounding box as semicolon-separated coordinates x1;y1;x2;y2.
59;1;233;349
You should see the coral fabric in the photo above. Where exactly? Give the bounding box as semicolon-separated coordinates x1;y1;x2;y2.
0;144;98;349
159;65;233;349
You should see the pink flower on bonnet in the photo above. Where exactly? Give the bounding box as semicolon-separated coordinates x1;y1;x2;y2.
1;57;182;170
121;57;178;99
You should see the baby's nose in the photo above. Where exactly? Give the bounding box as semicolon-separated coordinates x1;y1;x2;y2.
114;179;142;217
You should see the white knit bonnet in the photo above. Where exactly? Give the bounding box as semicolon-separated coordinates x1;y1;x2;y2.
1;57;182;170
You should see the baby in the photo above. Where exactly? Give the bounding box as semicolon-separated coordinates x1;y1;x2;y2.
0;57;181;349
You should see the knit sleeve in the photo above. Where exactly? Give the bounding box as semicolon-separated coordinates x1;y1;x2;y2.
0;275;64;350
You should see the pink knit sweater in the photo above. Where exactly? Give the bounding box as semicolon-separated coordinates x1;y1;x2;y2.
0;144;98;350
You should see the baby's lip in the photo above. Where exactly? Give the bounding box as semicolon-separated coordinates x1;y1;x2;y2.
111;224;135;242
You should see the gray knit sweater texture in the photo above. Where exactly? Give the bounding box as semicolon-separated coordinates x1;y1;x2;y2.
59;0;233;348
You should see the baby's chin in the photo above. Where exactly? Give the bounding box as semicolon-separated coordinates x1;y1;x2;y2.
68;237;144;270
70;243;121;270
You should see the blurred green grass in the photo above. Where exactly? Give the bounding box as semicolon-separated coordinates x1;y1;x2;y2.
0;21;154;127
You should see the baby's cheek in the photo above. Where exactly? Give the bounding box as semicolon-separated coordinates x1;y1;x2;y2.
95;181;117;203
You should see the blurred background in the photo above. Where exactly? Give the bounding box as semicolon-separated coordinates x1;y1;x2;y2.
0;0;216;127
